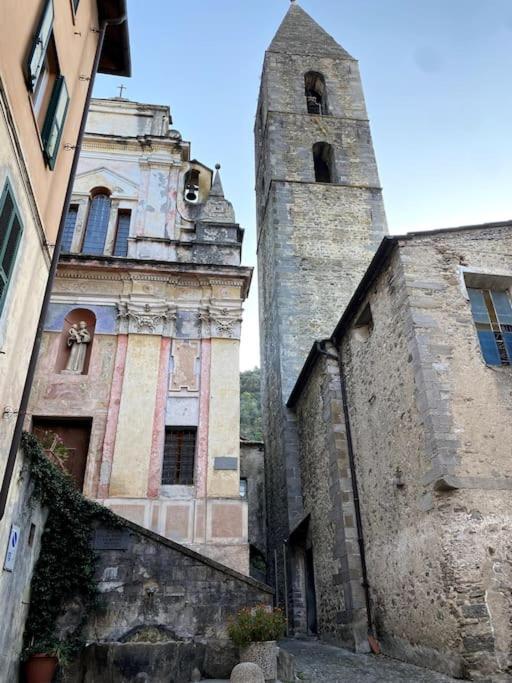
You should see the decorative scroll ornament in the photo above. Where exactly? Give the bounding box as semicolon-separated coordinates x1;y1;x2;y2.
208;305;243;339
117;298;177;337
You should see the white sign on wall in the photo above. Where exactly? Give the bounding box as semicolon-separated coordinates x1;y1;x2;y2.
3;524;20;572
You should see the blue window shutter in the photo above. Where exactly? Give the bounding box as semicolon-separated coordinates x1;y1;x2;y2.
477;331;501;365
41;76;70;170
82;194;111;255
0;181;24;316
26;0;54;91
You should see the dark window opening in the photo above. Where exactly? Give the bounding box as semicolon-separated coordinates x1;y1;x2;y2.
305;71;327;115
81;191;111;255
0;181;23;316
468;288;512;366
353;303;373;340
61;204;78;253
313;142;335;183
162;428;196;485
113;210;131;257
28;523;36;547
240;478;248;498
184;169;200;204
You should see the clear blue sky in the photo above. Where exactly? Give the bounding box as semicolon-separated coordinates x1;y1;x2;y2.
93;0;512;370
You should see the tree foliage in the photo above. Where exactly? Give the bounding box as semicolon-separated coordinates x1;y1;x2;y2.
240;367;263;441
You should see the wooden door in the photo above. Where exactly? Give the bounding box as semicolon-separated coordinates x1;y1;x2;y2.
32;418;91;492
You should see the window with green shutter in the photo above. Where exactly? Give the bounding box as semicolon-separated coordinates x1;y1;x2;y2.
26;0;69;170
41;76;70;169
0;181;23;317
26;0;54;92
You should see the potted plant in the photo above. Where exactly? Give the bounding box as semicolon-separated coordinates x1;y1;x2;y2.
23;640;70;683
228;606;286;681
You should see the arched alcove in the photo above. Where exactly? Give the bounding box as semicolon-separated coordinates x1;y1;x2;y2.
55;308;97;375
313;142;336;183
305;71;328;115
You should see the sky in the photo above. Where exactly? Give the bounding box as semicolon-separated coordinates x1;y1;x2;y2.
93;0;512;370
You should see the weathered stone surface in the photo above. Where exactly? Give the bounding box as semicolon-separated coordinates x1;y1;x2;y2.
255;3;387;614
230;662;265;683
277;646;296;683
82;516;271;645
281;639;457;682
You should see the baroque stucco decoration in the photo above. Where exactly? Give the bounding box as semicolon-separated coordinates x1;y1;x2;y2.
117;298;177;337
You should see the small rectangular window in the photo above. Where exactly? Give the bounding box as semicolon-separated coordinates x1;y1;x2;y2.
240;478;248;498
468;288;512;366
0;181;23;317
113;210;131;257
61;204;78;253
161;428;196;485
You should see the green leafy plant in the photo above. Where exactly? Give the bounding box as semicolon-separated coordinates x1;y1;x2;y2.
228;605;286;649
240;368;263;441
21;432;123;663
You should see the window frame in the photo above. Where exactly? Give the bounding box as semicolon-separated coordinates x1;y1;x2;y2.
161;427;197;486
467;286;512;367
0;180;24;318
26;0;55;93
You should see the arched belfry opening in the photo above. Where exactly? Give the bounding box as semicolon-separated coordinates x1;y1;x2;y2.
313;142;335;183
305;71;327;115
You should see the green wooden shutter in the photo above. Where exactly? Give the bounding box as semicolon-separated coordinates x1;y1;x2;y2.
0;182;23;316
41;75;70;170
26;0;54;91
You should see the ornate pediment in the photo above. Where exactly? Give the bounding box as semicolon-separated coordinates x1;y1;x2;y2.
74;167;139;200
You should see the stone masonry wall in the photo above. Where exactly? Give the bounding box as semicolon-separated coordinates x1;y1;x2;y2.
84;517;272;645
341;226;512;681
294;346;368;651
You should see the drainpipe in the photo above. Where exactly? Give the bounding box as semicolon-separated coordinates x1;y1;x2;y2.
0;11;127;521
316;340;374;636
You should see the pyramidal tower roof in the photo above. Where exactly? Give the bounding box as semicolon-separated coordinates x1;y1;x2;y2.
268;2;353;59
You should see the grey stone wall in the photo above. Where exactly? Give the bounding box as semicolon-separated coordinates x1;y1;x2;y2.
255;6;387;620
339;226;512;680
85;517;273;644
240;440;267;582
293;345;368;652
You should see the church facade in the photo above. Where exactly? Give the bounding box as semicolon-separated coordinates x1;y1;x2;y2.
257;4;512;682
28;97;252;574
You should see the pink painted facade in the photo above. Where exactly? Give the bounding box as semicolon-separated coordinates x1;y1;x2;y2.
27;98;253;574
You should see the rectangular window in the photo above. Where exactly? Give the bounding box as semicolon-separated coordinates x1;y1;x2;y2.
0;181;23;317
26;0;54;93
61;204;78;253
161;428;196;485
468;288;512;366
26;0;69;170
113;210;131;257
240;478;248;498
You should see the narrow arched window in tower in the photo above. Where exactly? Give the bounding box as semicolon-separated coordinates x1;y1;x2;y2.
81;189;111;255
313;142;335;183
305;71;327;115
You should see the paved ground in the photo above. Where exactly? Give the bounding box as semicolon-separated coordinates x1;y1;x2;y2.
280;639;458;682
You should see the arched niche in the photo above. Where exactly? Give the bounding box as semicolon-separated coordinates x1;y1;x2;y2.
55;308;97;375
305;71;328;115
313;141;336;183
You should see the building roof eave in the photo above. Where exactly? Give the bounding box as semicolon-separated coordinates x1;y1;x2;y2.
96;0;131;78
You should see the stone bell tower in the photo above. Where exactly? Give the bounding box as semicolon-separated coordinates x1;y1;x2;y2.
255;2;387;603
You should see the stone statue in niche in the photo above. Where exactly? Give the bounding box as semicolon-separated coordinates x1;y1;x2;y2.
63;321;91;374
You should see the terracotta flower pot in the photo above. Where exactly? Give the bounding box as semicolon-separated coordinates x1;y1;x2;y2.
240;641;277;681
24;653;58;683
